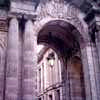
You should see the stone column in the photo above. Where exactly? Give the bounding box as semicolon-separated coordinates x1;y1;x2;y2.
81;42;98;100
0;48;6;100
91;43;100;100
61;59;69;100
41;64;43;92
44;61;49;89
0;19;7;100
37;67;40;94
54;54;59;84
96;31;100;64
22;20;37;100
95;15;100;100
58;60;62;83
5;18;19;100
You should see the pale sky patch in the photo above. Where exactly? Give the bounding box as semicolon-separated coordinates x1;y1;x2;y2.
37;44;44;53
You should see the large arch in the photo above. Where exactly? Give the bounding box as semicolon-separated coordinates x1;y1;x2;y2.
36;19;86;100
34;0;90;44
33;1;94;100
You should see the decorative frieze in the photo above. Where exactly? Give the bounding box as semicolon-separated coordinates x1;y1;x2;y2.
36;1;79;21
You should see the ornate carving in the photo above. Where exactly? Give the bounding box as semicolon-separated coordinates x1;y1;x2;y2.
36;1;85;36
35;0;89;48
36;1;79;21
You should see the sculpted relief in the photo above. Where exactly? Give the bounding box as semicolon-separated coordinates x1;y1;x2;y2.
36;0;79;20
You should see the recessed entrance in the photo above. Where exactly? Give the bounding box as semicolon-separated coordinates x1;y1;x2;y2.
37;20;86;100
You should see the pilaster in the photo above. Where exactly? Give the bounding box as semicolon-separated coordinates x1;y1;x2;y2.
81;41;98;100
95;15;100;100
0;10;7;100
5;17;19;100
22;19;37;100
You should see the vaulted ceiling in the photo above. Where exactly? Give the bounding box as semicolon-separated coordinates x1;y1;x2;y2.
38;20;81;59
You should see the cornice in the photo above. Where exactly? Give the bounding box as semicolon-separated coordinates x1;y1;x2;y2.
9;0;37;18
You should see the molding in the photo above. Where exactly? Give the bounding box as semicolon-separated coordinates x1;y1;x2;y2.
10;1;37;17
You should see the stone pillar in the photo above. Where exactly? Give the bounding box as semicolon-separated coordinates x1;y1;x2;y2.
55;54;59;83
22;19;37;100
0;48;6;100
61;59;69;100
0;19;7;100
44;61;48;89
96;31;100;64
41;64;43;92
37;68;40;94
5;18;19;100
95;15;100;100
81;42;98;100
91;43;100;100
46;61;49;88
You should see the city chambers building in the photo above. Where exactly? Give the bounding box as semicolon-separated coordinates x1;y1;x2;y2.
37;47;62;100
0;0;100;100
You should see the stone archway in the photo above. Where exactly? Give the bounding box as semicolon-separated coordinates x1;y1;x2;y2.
33;1;92;100
0;1;99;100
36;18;86;100
34;0;89;42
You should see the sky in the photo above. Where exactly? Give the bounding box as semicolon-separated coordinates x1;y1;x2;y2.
37;44;44;53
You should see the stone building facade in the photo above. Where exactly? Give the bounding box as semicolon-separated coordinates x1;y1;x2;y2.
37;47;62;100
0;0;100;100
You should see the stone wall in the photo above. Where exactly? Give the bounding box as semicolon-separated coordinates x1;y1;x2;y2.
0;0;99;100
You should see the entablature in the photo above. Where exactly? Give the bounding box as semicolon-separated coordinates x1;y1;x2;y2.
9;0;37;19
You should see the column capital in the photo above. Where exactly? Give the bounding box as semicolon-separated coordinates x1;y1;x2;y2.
5;11;19;100
8;12;36;23
25;19;37;37
7;14;20;26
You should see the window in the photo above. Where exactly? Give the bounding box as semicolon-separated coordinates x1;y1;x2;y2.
49;95;52;100
56;90;60;100
39;68;41;92
39;97;41;100
47;52;55;67
42;63;44;90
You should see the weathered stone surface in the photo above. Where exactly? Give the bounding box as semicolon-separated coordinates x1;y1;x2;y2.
0;48;6;100
0;11;7;100
22;20;37;100
10;1;36;15
0;0;99;100
5;18;19;100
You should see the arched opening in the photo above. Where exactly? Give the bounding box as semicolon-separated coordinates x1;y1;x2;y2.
37;20;86;100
